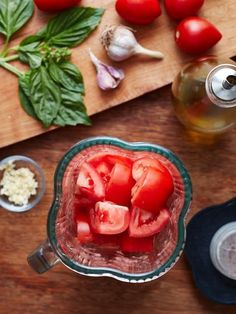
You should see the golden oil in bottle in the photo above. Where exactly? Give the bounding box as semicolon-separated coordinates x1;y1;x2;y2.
172;56;236;143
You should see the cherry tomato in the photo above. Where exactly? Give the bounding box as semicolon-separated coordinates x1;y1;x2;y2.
106;162;135;206
131;167;174;213
89;201;130;235
75;162;105;202
164;0;204;20
76;212;93;244
34;0;80;12
115;0;161;25
129;207;170;238
175;17;222;55
132;157;167;181
121;234;154;253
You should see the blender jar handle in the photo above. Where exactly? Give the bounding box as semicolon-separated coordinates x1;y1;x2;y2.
27;239;59;274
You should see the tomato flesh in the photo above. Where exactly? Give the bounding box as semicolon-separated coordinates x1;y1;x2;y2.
164;0;204;20
75;162;105;202
76;212;93;243
115;0;161;25
121;234;154;253
89;201;130;235
129;207;171;238
34;0;80;11
106;162;135;206
132;157;166;181
132;166;174;213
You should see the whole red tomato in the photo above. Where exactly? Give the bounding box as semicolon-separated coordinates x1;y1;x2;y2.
34;0;80;12
115;0;161;25
164;0;204;20
175;17;222;54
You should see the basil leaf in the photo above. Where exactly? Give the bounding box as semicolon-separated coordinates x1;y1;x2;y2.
49;61;84;94
54;86;91;126
48;62;90;126
0;0;34;40
19;73;37;118
18;36;43;68
30;66;61;127
37;7;104;47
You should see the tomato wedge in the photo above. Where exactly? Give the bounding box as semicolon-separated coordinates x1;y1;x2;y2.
129;207;171;238
121;234;154;253
106;162;135;206
131;166;174;213
89;201;130;235
76;212;93;243
75;162;105;202
132;157;167;181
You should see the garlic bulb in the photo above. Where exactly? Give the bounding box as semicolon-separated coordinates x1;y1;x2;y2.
101;25;164;62
89;49;124;90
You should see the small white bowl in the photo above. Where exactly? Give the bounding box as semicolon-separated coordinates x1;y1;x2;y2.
0;155;46;213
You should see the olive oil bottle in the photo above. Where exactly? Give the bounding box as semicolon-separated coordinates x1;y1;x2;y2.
172;56;236;142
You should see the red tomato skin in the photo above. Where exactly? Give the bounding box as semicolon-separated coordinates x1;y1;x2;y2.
34;0;80;12
106;162;135;206
121;234;154;253
75;162;105;203
175;17;222;54
131;167;174;214
89;201;130;235
115;0;161;25
164;0;204;20
129;208;171;238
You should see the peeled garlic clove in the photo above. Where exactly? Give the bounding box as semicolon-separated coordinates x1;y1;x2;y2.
89;49;124;90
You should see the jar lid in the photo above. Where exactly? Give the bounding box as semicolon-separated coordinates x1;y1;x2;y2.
210;222;236;280
206;64;236;107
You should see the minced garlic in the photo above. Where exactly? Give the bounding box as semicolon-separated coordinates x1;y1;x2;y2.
0;161;38;206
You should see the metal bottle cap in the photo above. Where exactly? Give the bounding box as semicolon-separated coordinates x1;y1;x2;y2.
206;64;236;108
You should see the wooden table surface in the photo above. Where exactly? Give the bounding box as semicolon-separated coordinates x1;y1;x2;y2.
0;85;236;314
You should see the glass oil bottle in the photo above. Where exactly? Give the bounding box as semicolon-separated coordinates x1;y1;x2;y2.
171;56;236;143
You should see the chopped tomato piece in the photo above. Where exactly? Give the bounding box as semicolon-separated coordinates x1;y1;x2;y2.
89;201;130;235
75;162;105;202
106;162;135;206
129;207;171;238
132;157;167;181
131;166;174;213
76;212;93;244
121;234;154;253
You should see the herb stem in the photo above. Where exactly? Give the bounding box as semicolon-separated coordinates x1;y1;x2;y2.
0;60;23;77
0;37;10;57
2;55;19;62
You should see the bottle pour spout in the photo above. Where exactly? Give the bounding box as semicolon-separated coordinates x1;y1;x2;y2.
206;64;236;107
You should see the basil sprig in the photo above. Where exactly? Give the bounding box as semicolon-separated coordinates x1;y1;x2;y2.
0;6;104;127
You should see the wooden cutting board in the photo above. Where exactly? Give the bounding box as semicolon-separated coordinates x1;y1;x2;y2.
0;0;236;148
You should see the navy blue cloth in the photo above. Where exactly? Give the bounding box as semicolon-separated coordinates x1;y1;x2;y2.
185;198;236;304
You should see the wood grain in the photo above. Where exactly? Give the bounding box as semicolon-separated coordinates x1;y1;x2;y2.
0;84;236;314
1;0;236;148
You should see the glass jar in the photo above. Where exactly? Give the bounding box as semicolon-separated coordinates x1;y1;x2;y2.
171;56;236;142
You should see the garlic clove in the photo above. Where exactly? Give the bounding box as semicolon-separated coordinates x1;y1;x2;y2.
101;25;164;62
89;49;124;90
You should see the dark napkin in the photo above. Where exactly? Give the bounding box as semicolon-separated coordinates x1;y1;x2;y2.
184;198;236;304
